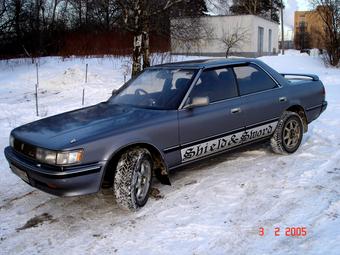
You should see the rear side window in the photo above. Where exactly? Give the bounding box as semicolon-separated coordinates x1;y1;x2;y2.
189;67;238;103
233;65;277;95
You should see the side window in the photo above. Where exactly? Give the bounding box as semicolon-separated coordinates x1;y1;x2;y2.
189;67;238;103
234;65;277;95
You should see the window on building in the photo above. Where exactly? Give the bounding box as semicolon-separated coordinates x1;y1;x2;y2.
233;64;277;95
257;27;264;53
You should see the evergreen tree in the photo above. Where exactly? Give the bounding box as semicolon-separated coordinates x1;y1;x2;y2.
169;0;208;17
229;0;283;23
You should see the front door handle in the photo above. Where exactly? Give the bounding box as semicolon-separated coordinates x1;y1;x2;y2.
279;97;287;102
231;107;241;114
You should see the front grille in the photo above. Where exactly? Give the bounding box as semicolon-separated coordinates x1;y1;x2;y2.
13;138;37;159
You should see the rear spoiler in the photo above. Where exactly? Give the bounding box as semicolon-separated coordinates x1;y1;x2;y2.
280;73;319;81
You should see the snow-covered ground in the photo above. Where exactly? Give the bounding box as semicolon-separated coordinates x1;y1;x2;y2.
0;51;339;254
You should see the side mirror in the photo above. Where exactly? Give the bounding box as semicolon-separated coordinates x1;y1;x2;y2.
112;89;118;96
183;97;209;110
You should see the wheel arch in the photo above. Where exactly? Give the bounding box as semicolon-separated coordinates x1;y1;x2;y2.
101;142;170;188
285;105;308;133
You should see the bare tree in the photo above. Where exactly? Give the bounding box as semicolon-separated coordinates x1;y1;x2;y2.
117;0;187;76
1;0;123;57
0;0;11;36
205;0;230;15
92;0;120;30
229;0;283;23
170;16;214;55
310;0;340;66
1;0;210;61
218;24;249;58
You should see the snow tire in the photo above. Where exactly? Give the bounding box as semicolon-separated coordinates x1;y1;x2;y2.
114;147;153;211
270;111;304;154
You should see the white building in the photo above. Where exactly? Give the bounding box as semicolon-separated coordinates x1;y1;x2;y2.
171;15;279;57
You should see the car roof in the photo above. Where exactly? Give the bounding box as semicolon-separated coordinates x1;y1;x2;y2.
152;58;261;69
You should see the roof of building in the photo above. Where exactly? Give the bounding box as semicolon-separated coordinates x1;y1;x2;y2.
171;14;279;25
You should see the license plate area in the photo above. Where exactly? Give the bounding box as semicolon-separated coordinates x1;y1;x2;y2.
10;164;29;183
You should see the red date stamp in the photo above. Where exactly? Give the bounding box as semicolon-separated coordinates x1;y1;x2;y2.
259;227;307;237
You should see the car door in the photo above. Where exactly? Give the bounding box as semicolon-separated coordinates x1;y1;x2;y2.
233;63;289;140
178;67;245;163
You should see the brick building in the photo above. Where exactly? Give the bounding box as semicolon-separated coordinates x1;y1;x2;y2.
294;7;326;50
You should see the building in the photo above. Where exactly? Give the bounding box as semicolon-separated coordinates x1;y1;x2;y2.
171;15;279;57
294;8;326;49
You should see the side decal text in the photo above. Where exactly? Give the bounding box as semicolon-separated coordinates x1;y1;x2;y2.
180;122;278;162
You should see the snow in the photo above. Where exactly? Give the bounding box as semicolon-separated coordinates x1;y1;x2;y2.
1;51;340;254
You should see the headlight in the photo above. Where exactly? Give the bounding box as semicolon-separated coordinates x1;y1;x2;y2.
36;148;83;165
36;148;57;165
56;150;83;165
9;135;14;147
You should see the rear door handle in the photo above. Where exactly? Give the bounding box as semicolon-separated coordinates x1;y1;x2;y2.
279;97;287;102
231;108;241;114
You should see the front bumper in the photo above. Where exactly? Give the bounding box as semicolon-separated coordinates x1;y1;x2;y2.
4;146;106;196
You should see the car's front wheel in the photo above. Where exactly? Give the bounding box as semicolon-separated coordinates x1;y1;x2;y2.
270;111;304;154
114;147;153;211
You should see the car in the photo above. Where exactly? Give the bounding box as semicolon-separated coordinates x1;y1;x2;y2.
4;58;327;211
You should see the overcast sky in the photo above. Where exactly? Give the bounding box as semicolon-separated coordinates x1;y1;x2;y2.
284;0;312;28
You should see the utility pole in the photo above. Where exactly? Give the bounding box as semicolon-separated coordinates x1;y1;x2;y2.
280;0;285;55
270;0;273;20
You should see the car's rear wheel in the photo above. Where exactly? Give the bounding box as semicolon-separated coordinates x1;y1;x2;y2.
114;147;153;211
270;111;304;154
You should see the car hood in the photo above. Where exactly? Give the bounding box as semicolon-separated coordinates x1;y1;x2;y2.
12;103;164;150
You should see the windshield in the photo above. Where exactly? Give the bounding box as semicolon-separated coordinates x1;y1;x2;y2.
109;68;197;110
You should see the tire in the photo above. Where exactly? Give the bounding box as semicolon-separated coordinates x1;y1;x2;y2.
270;111;304;154
114;147;153;211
